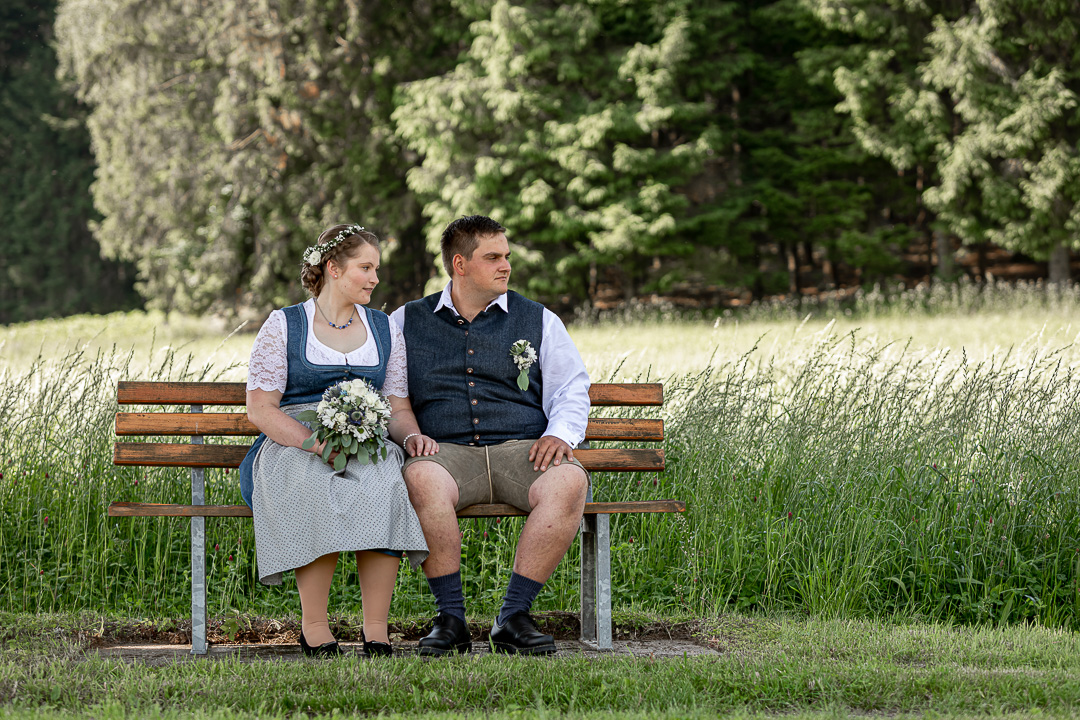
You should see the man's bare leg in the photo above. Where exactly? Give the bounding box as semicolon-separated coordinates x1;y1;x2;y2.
514;463;589;581
404;460;472;654
489;463;588;654
403;460;461;578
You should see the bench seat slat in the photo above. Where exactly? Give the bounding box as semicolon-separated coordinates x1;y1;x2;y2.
116;413;664;442
117;381;662;407
108;499;685;518
113;443;664;472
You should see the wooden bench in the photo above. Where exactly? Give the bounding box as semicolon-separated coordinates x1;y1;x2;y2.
111;380;683;654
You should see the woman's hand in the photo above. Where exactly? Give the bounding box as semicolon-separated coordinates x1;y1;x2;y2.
404;434;438;458
310;438;341;465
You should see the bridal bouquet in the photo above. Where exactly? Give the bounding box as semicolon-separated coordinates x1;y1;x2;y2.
296;378;392;471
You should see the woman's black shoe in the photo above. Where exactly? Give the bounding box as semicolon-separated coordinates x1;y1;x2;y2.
299;631;343;658
361;629;393;658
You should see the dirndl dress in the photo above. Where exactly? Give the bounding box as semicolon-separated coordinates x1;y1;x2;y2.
239;302;428;585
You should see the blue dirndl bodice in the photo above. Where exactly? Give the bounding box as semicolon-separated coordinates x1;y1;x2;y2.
239;302;393;507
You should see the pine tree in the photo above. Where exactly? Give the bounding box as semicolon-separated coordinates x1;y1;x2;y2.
807;0;1080;281
394;0;747;304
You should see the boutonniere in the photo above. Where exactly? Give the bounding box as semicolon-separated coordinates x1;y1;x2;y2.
510;339;537;391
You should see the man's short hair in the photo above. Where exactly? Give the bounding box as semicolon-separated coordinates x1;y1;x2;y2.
441;215;507;276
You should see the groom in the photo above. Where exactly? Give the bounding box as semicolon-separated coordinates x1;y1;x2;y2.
390;215;591;656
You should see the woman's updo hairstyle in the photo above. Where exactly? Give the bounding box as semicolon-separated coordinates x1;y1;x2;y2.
300;223;380;297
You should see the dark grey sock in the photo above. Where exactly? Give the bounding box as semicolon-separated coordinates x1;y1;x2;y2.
497;572;545;626
427;571;466;623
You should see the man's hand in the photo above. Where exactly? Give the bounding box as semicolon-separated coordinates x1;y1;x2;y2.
529;435;575;472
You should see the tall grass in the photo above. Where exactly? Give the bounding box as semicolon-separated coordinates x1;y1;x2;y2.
1;300;1079;628
642;326;1080;626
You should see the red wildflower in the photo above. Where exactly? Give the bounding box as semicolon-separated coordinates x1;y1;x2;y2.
228;555;234;561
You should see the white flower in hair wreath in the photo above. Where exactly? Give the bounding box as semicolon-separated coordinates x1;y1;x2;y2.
510;339;537;391
303;224;366;266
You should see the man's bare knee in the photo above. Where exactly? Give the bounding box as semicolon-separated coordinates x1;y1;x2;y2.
404;461;458;511
529;464;588;512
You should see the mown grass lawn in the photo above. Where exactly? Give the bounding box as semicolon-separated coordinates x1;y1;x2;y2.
2;611;1079;718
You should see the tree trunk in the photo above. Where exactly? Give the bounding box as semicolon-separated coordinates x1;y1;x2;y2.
1049;242;1070;284
786;243;800;295
934;230;952;281
822;255;836;291
588;260;598;303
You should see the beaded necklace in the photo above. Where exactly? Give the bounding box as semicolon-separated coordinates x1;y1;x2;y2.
314;298;355;330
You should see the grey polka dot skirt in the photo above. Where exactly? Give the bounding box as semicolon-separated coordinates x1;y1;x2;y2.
250;403;429;585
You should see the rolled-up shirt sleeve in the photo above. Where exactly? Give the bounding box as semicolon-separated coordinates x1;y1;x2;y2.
540;309;591;447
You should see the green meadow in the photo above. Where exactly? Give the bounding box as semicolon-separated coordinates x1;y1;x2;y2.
2;281;1078;626
2;283;1080;717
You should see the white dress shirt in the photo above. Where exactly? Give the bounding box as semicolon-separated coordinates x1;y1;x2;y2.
390;283;591;448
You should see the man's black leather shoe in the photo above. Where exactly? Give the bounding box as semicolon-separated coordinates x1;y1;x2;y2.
489;612;556;655
417;613;472;656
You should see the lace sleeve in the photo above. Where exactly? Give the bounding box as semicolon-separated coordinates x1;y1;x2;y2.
382;321;409;399
247;311;288;393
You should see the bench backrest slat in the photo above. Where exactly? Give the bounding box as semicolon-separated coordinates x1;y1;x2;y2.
116;413;664;442
113;443;664;472
117;381;663;407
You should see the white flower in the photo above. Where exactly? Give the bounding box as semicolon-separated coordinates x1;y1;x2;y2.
306;250;322;265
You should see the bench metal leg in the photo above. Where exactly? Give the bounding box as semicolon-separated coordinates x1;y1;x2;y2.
190;406;207;656
580;510;613;651
580;514;597;644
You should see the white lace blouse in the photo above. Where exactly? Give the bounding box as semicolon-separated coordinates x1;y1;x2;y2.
247;299;408;399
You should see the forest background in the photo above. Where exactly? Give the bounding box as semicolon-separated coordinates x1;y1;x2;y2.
3;0;1079;325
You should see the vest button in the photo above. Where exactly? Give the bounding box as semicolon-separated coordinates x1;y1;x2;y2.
467;349;474;355
457;319;464;325
473;418;479;425
473;434;480;441
468;381;475;387
466;368;473;374
471;399;477;406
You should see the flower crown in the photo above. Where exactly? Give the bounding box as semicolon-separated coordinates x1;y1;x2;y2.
303;224;366;266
